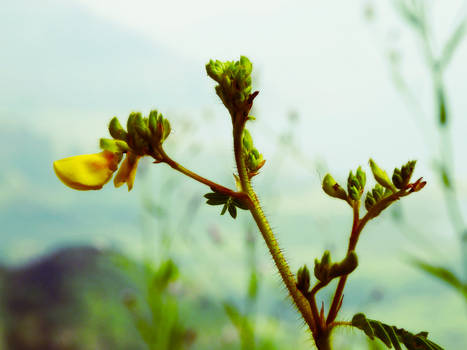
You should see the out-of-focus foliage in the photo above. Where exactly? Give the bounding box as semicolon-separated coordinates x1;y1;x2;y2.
120;257;196;350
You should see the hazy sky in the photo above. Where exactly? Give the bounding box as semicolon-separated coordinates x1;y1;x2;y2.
1;0;467;258
3;0;467;176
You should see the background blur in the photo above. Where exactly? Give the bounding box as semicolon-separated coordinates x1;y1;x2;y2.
1;0;466;349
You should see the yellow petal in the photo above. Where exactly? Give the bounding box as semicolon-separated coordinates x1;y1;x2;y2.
114;152;140;191
53;151;121;191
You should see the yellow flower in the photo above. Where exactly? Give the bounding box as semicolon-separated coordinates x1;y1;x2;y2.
53;151;121;191
113;152;140;191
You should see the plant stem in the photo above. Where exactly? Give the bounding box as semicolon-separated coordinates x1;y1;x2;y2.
326;202;360;325
314;330;332;350
157;147;245;199
232;117;316;333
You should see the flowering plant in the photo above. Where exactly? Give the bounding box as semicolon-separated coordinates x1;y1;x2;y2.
54;56;442;350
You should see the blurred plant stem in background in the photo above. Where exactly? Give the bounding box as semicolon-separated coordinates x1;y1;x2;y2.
367;0;467;301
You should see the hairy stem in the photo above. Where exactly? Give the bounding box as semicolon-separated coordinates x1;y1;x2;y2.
157;147;244;199
314;330;332;350
232;117;316;333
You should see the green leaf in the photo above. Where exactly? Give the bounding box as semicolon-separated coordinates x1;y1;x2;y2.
220;202;228;215
223;302;255;350
411;258;467;301
204;191;249;217
228;203;237;219
351;313;445;350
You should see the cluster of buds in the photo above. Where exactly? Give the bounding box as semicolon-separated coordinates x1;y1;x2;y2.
322;159;425;214
314;251;358;285
53;110;172;192
205;56;255;122
347;167;366;201
296;251;358;295
392;160;416;189
364;184;386;211
242;129;266;177
105;110;171;158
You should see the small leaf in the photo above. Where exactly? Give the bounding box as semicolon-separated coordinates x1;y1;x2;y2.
220;202;228;215
351;313;445;350
204;192;229;201
228;203;237;219
206;198;228;206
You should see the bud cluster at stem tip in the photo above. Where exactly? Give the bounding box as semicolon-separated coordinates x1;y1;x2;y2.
206;56;255;121
105;110;171;158
322;158;425;215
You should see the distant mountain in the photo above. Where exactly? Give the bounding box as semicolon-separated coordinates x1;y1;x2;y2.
0;245;144;350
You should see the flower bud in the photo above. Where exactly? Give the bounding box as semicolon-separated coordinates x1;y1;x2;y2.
329;251;358;279
364;192;376;211
242;129;253;151
401;160;416;185
314;251;331;282
356;166;366;189
392;168;404;189
369;159;395;191
322;174;348;201
372;184;384;201
349;185;360;201
148;110;159;136
296;265;311;294
100;138;129;153
109;117;128;141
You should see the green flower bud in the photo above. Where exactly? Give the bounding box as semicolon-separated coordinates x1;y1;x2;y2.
148;110;159;136
322;174;348;201
372;184;384;201
329;251;358;279
392;168;404;189
296;265;311;294
134;114;150;140
239;56;252;75
127;112;148;155
356;166;366;189
109;117;128;141
349;185;360;201
162;118;171;141
401;160;416;184
242;129;253;151
364;192;376;211
347;171;360;193
99;138;129;153
369;159;395;191
314;251;331;282
126;112;139;139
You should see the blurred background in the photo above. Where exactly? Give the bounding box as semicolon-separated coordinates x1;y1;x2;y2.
1;0;466;349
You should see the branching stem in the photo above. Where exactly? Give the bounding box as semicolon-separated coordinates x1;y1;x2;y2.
156;147;245;199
